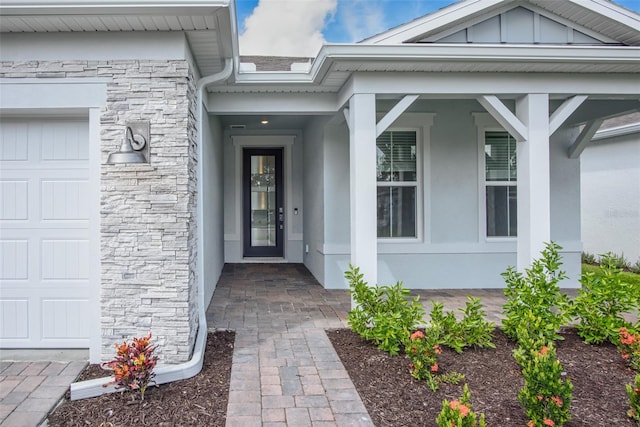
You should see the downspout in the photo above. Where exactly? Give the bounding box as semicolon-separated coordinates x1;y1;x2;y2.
70;58;234;400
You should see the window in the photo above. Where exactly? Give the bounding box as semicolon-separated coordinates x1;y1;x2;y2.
484;131;517;237
376;130;417;238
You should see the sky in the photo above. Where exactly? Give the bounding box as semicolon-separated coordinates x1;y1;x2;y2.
236;0;640;57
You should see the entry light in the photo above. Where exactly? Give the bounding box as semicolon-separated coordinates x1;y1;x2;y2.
260;119;269;125
107;124;148;164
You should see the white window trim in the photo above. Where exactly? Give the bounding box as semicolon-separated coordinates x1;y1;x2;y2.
376;113;434;244
474;112;517;242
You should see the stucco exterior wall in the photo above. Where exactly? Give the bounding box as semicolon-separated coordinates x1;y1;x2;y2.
202;112;225;304
0;59;200;364
319;99;582;289
581;134;640;263
302;117;329;283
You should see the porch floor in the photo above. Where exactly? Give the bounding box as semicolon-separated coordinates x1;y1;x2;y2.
205;263;512;427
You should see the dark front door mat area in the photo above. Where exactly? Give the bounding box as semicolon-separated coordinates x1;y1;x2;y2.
48;331;235;427
327;328;634;427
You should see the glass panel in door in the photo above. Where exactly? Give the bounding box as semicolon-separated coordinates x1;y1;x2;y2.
243;148;284;257
250;155;276;247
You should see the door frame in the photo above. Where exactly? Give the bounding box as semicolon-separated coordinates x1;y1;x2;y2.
228;135;299;262
242;147;284;257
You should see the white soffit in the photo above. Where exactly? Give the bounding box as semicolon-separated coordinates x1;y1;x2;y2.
0;1;232;76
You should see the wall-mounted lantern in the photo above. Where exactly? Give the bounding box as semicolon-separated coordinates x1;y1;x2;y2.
107;121;150;164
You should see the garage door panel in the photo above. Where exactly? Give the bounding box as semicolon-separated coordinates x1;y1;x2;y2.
0;240;29;280
0;180;28;220
0;117;93;349
41;299;91;339
0;121;28;161
41;179;89;220
41;121;89;161
42;240;89;280
0;299;29;339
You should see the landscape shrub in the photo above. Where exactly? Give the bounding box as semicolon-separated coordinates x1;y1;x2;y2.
502;242;571;343
345;265;425;356
103;333;158;400
405;329;443;391
631;260;640;275
626;374;640;425
429;298;495;353
571;253;635;344
581;252;597;265
619;327;640;372
436;384;487;427
514;341;573;427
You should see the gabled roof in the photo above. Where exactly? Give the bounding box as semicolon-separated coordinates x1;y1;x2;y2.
362;0;640;46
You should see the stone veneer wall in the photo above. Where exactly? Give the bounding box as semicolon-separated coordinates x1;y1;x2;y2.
0;60;200;364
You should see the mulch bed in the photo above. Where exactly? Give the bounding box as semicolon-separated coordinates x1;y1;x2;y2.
48;330;235;427
327;327;635;427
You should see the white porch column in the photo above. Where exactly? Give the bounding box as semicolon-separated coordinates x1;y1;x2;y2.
348;93;378;286
516;94;551;271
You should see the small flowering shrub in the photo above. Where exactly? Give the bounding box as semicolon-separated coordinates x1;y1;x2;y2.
502;242;571;343
626;374;640;424
405;329;442;391
514;342;573;427
619;327;640;372
406;329;463;391
103;333;158;400
428;297;495;354
570;254;635;344
436;383;486;427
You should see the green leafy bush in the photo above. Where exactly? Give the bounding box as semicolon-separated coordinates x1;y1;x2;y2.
345;265;425;356
429;298;495;353
627;374;640;424
502;242;571;343
514;341;573;427
571;254;636;344
436;384;487;427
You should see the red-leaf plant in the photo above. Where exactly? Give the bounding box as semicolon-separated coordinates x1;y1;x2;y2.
103;333;158;400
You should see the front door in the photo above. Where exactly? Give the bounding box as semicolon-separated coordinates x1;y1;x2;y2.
243;148;284;257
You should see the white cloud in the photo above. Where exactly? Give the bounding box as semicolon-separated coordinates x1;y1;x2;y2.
239;0;337;57
338;0;387;42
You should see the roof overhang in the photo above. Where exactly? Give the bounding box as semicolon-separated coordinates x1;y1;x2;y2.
0;0;235;76
208;43;640;94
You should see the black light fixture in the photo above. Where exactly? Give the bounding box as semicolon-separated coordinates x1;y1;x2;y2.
107;123;149;164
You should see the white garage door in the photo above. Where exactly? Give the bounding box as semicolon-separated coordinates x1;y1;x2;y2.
0;118;93;348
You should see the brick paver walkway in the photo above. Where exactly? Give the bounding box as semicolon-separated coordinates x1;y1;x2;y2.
0;358;86;426
206;263;373;427
205;263;518;427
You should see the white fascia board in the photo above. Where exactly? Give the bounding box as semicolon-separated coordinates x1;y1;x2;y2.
566;0;640;32
229;43;640;89
0;0;229;16
593;122;640;140
320;43;640;64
